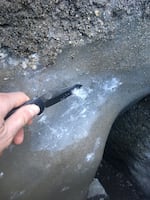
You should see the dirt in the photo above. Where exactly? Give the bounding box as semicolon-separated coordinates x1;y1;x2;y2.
0;0;150;66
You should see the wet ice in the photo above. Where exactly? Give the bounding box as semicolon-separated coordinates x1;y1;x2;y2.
30;75;122;152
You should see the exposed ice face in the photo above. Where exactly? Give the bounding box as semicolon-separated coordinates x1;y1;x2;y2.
0;52;122;153
30;76;122;152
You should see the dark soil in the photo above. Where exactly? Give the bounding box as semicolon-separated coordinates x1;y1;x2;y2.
0;0;150;65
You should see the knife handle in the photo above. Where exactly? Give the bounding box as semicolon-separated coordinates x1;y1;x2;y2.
4;98;45;120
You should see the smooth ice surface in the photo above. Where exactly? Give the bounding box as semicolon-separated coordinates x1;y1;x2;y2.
30;76;122;152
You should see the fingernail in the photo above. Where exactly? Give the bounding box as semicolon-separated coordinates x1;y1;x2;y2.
29;105;40;116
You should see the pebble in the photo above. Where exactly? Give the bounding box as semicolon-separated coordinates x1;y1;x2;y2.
94;10;100;17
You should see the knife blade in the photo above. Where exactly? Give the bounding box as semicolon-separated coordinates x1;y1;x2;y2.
5;84;82;120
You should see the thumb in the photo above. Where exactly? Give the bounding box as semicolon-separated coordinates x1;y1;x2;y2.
5;104;40;138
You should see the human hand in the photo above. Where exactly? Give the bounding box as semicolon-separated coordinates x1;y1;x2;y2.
0;92;40;155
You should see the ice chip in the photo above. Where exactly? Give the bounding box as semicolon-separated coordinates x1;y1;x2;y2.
72;87;88;100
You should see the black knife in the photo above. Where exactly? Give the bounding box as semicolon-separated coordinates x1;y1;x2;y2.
5;84;82;120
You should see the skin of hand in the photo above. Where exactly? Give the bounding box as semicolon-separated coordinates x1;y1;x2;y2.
0;92;40;155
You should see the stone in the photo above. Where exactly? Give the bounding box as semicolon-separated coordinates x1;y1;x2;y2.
104;95;150;199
